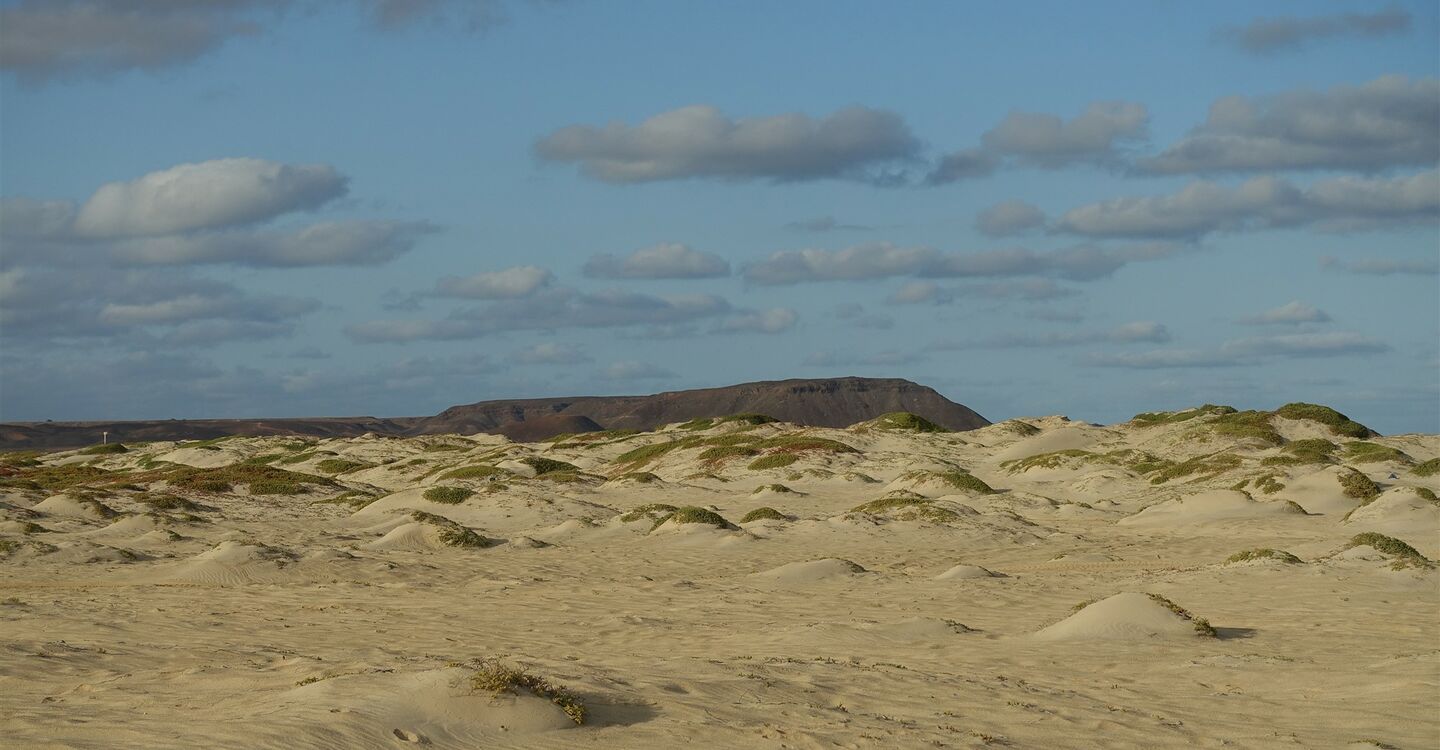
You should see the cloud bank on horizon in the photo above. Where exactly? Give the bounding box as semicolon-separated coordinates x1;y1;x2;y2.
1;1;1436;433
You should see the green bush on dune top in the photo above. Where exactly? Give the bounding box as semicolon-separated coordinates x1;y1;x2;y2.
867;412;949;433
1273;403;1374;438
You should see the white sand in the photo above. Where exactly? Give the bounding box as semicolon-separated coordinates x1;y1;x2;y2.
1;413;1437;748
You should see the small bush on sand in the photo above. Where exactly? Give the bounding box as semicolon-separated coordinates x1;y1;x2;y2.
741;507;787;523
1274;403;1374;438
655;506;736;531
1145;593;1217;637
423;486;474;504
1225;548;1303;565
1342;441;1411;465
1337;469;1381;501
315;459;371;474
138;494;203;512
520;457;579;475
619;504;679;523
697;445;759;462
752;483;795;494
1130;404;1235;426
1208;410;1284;446
409;511;494;548
79;443;129;455
468;659;586;725
1346;533;1433;569
440;465;508;480
748;454;798;471
1412;458;1440;477
868;412;949;432
1149;453;1243;484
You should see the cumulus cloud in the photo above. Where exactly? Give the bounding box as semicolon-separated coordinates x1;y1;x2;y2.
744;241;1179;285
1056;169;1439;240
1238;301;1332;325
435;266;554;299
99;220;432;267
72;158;347;238
0;0;516;82
1083;331;1389;369
1215;6;1411;55
1320;255;1439;276
947;321;1171;349
712;307;798;334
1138;76;1438;174
512;342;592;365
535;104;920;184
1;267;317;342
599;361;675;381
583;243;730;279
975;200;1046;237
980;101;1149;168
924;148;999;184
347;287;732;343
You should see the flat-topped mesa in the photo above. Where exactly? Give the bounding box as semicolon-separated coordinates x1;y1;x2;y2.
0;377;989;450
422;377;989;436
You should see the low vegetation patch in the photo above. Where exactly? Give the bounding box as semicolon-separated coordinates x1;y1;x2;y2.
1412;458;1440;477
1207;410;1284;446
1262;438;1337;467
1131;404;1235;426
138;494;203;512
409;511;494;548
747;453;798;471
1225;548;1303;565
314;458;372;474
655;506;736;531
79;443;129;456
1346;532;1433;569
1342;441;1411;465
697;445;759;463
1149;452;1243;484
164;464;335;495
467;659;586;725
609;471;660;484
752;483;795;494
867;412;949;432
520;456;580;475
1146;593;1217;637
423;486;474;504
1274;403;1374;438
1337;468;1381;501
440;465;508;480
678;413;778;431
740;507;787;523
619;504;679;523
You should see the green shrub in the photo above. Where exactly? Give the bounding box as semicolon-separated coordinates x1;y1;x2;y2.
138;494;202;512
697;445;759;462
656;506;735;531
423;486;474;504
1337;469;1380;501
752;483;795;494
79;443;128;455
1150;453;1243;484
619;504;679;523
1131;404;1234;426
1412;458;1440;477
315;458;371;474
615;441;685;466
752;435;858;454
740;507;787;523
520;456;579;475
1342;441;1411;464
1274;403;1373;438
409;511;493;548
1346;533;1432;569
468;659;585;725
868;412;948;432
1208;410;1284;446
610;471;660;484
165;464;333;495
1225;548;1302;564
1146;593;1217;637
747;453;798;470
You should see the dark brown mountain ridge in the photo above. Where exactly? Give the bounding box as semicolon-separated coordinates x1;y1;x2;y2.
0;377;989;450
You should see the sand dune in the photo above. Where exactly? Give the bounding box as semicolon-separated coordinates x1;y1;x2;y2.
1;405;1436;748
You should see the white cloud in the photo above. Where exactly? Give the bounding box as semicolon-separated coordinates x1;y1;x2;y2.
713;307;798;334
975;200;1046;237
1238;301;1332;325
535;104;919;184
108;220;434;267
980;101;1149;168
73;158;347;237
435;266;554;299
583;243;730;279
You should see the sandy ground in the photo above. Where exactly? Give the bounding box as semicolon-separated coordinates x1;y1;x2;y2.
2;409;1437;749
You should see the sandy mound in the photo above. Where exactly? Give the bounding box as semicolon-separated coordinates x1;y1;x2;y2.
32;495;116;520
751;558;868;584
1118;490;1307;526
935;564;1000;580
285;666;579;744
1035;592;1215;641
992;425;1103;462
1282;466;1370;515
1342;487;1440;534
364;513;495;551
163;541;296;585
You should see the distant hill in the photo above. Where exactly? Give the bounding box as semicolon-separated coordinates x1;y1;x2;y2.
0;377;989;450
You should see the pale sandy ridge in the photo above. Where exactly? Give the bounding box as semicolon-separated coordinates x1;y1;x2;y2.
1;407;1437;748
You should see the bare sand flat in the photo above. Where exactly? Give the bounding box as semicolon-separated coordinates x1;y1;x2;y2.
2;407;1437;748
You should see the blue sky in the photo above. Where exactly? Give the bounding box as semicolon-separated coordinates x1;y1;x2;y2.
1;0;1437;433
